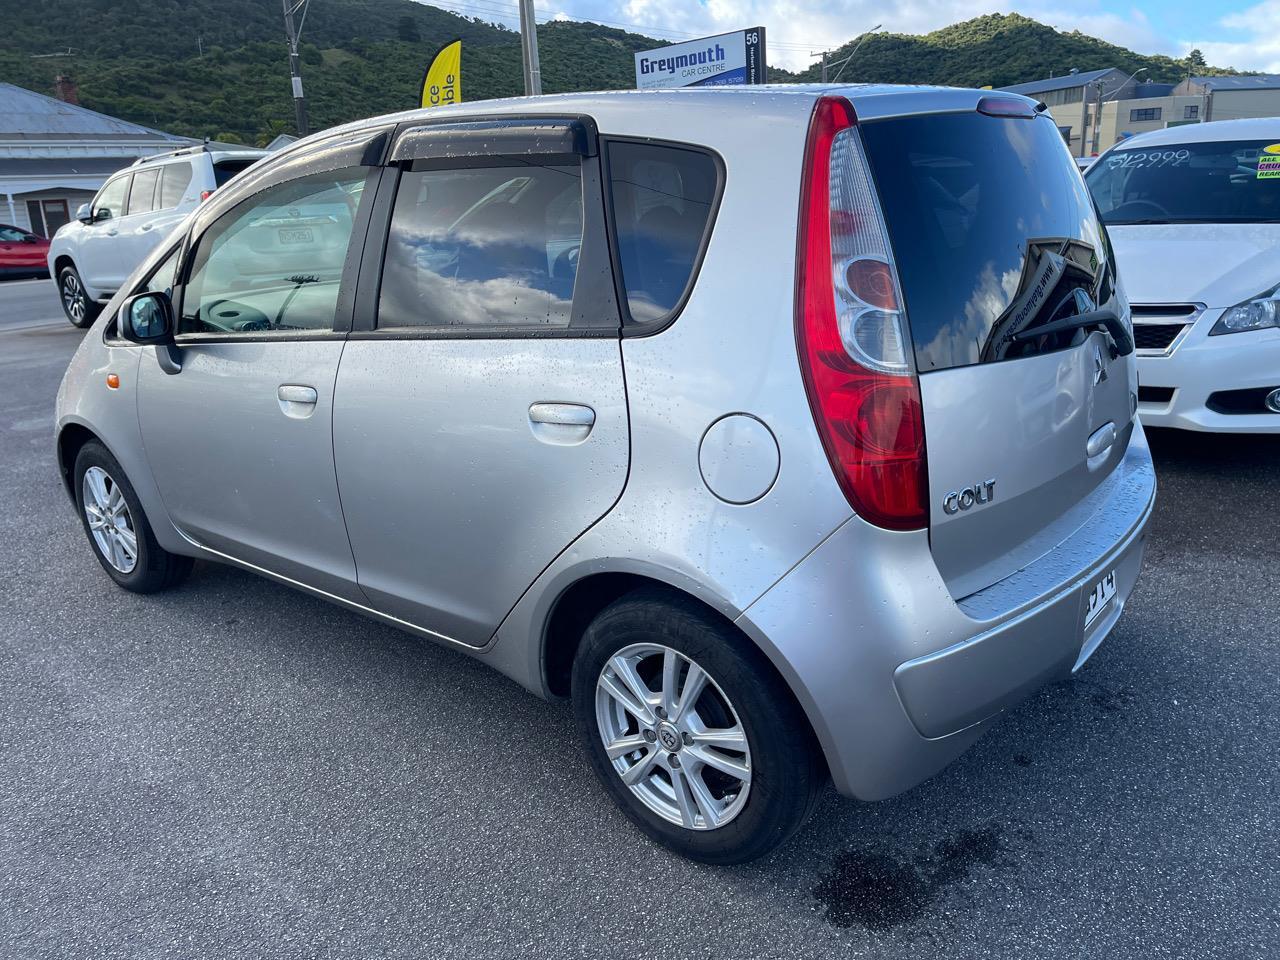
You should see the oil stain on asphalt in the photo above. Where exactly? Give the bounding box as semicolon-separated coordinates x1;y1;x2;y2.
813;825;1007;931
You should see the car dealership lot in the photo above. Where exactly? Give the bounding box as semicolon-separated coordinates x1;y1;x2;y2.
1;284;1277;958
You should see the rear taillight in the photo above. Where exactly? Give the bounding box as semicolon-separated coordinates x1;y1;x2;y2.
794;96;928;531
200;190;213;202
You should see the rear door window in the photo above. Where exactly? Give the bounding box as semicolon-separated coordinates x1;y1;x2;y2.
378;163;584;329
606;142;718;326
860;113;1109;372
127;167;161;216
159;161;193;209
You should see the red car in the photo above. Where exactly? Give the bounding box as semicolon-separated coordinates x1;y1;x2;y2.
0;223;51;280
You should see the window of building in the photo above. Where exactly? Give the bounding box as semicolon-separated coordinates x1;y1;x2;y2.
1129;108;1162;123
1184;105;1200;120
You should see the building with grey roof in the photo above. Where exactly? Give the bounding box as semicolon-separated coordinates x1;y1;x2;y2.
999;68;1142;157
1174;75;1280;121
1;80;188;237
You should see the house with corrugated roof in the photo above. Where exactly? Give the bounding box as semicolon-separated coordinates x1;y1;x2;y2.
0;80;189;237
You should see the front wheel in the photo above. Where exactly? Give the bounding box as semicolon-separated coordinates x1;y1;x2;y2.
571;587;825;864
58;265;102;329
73;441;192;593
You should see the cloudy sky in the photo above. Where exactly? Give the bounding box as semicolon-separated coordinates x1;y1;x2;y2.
421;0;1277;73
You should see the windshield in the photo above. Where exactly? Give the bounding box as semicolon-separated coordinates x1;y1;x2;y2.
1086;139;1280;224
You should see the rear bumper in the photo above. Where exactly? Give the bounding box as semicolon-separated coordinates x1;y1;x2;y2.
736;422;1156;801
1137;314;1280;433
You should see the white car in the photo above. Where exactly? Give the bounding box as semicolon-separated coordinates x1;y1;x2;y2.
1086;118;1280;431
48;144;266;327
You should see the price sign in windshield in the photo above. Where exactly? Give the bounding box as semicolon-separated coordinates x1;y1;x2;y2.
1106;149;1191;170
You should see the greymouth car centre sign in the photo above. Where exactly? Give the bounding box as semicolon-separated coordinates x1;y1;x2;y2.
633;28;768;90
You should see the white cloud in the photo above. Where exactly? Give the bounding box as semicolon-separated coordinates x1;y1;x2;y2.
1182;0;1280;72
539;0;1181;70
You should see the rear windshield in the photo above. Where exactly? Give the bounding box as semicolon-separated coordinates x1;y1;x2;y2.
213;158;259;187
862;112;1109;373
1086;139;1280;225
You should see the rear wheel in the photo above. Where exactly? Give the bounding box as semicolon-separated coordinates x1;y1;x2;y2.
58;265;101;329
571;587;824;864
73;441;192;593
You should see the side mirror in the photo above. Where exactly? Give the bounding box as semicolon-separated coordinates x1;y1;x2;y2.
75;203;92;223
119;291;175;345
21;233;40;243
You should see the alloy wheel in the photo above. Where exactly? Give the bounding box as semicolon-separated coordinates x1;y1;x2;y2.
595;642;752;830
62;272;86;324
82;466;138;574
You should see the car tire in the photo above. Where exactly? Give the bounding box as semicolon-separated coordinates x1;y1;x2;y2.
58;264;102;329
571;586;825;864
73;441;193;593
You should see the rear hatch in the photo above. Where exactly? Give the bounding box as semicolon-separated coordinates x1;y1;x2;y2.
860;105;1136;600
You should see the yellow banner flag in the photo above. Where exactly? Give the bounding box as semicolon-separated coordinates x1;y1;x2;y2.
421;39;462;108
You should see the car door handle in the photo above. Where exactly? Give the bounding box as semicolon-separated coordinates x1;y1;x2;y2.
140;223;153;231
278;384;318;418
529;402;595;445
106;228;118;236
1087;420;1116;466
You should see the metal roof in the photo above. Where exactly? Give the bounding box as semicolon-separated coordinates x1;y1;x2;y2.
999;68;1124;97
1189;74;1280;91
0;82;185;141
0;157;134;177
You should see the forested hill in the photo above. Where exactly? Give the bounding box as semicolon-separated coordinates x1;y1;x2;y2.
790;14;1232;88
0;3;1234;146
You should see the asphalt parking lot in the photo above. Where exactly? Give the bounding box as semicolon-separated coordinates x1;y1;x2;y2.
2;278;1277;959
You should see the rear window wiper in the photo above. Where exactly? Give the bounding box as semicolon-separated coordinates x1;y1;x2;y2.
1012;307;1134;356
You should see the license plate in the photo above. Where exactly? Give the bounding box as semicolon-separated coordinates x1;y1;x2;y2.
278;227;313;245
1084;570;1118;627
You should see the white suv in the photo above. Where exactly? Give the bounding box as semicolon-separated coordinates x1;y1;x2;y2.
48;144;266;327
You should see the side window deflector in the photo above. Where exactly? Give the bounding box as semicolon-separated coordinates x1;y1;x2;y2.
391;117;598;165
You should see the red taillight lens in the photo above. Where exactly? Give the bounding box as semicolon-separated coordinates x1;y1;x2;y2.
795;96;928;531
844;258;898;310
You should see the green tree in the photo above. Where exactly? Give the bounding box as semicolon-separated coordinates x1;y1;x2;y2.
397;14;420;43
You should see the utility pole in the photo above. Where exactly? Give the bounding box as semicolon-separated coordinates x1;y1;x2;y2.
809;50;829;82
813;24;881;86
282;0;310;136
1091;80;1104;155
518;0;542;96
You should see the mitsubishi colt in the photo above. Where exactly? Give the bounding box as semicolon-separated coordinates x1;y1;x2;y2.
55;86;1155;863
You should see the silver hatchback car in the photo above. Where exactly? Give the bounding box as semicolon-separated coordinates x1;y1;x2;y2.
56;86;1155;863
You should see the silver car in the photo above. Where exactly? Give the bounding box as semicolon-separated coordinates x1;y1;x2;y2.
55;86;1155;864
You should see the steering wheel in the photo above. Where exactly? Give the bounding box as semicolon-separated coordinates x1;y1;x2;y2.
552;245;580;281
1109;199;1172;220
203;298;272;332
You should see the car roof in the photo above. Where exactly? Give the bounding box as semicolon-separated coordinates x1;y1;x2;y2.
289;83;1033;148
1111;117;1280;149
